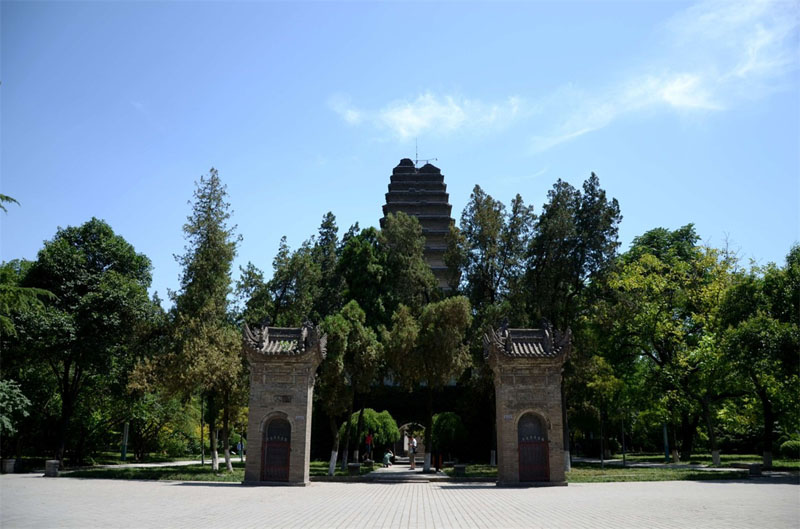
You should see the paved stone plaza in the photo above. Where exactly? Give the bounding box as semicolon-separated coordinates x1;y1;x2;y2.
1;473;798;528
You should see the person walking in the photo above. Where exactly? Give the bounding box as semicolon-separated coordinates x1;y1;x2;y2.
409;434;418;469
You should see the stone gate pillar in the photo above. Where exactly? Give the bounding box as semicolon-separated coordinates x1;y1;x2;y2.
484;321;570;486
243;321;326;486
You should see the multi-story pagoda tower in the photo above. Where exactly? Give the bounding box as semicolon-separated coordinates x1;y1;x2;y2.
381;158;454;289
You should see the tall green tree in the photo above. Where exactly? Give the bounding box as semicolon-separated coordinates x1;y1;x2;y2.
319;301;381;471
448;185;534;313
720;246;800;465
11;218;153;461
526;173;621;329
594;225;734;460
383;296;472;471
169;168;243;471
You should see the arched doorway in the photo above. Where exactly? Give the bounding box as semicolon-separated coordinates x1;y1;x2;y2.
262;418;291;481
518;413;549;482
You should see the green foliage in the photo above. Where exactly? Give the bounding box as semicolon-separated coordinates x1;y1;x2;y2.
0;194;20;213
527;174;621;329
338;408;400;447
383;296;471;451
0;260;56;337
779;440;800;460
449;185;534;311
589;225;736;458
719;247;800;456
383;296;472;391
317;301;381;424
380;212;437;313
174;168;240;320
3;217;156;460
0;379;31;436
431;412;467;456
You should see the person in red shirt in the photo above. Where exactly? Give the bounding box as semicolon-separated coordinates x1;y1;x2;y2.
365;432;373;460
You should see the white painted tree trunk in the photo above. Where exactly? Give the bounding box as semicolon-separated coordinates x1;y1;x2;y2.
328;451;338;476
423;453;431;472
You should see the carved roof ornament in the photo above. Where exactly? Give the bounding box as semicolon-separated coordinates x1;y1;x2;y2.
483;318;571;360
243;321;327;359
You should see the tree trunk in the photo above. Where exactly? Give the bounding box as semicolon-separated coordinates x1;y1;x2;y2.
599;410;605;469
756;385;774;467
701;398;720;466
340;394;355;471
56;392;74;462
679;412;700;462
423;386;433;472
206;392;219;471
562;379;571;471
354;406;365;462
328;415;340;476
222;391;233;472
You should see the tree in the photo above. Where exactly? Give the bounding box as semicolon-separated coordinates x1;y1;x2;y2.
431;412;467;461
311;212;343;322
13;218;153;461
162;168;243;472
267;237;320;326
380;212;438;313
383;296;472;470
720;246;800;465
0;260;55;337
0;379;31;439
338;408;400;450
0;194;19;212
322;301;381;471
526;174;621;329
448;186;534;313
594;225;734;460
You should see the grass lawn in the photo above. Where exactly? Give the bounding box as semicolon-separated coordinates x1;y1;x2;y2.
444;462;745;482
443;464;497;479
309;460;376;477
567;462;743;483
63;460;376;481
65;461;245;482
623;453;799;471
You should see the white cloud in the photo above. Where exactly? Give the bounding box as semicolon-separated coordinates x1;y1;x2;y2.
328;0;798;151
329;92;528;139
328;94;363;125
530;0;798;152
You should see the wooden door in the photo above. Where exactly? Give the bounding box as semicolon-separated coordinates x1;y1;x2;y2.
262;418;290;481
518;413;549;481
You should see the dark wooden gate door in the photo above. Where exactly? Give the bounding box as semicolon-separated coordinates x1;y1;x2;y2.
518;413;549;481
262;418;291;481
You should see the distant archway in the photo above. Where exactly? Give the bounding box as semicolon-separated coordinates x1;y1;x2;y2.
396;422;425;457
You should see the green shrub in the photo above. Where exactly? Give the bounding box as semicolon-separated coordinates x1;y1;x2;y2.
339;408;400;447
779;440;800;460
431;412;466;459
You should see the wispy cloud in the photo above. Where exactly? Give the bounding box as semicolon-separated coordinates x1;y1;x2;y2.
329;92;529;139
329;0;798;151
531;0;798;151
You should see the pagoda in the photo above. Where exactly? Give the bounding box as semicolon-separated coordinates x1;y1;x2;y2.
380;158;454;289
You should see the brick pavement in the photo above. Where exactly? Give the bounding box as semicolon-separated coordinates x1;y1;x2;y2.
1;473;798;528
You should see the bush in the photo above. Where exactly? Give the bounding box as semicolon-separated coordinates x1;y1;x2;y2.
779;440;800;460
431;412;466;459
339;408;400;447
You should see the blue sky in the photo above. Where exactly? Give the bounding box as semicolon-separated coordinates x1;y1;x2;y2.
2;0;798;305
